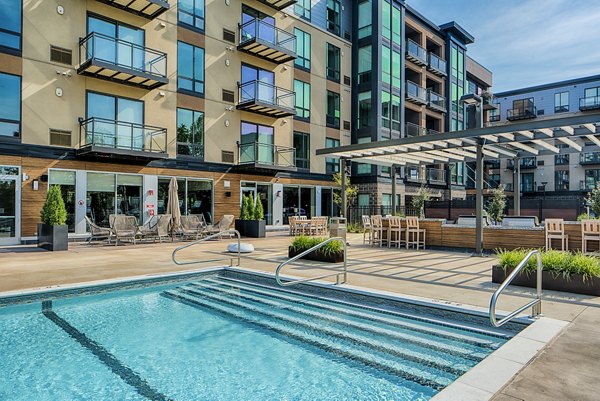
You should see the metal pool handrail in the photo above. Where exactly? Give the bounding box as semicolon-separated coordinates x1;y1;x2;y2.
172;230;241;267
490;249;542;327
276;237;347;287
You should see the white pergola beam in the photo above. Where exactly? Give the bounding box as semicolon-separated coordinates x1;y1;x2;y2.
537;128;554;137
532;139;560;153
510;141;540;155
517;130;534;139
484;145;518;157
426;149;462;161
482;135;499;143
583;124;597;134
561;126;575;135
557;136;582;151
444;147;478;159
586;134;600;147
482;148;500;158
498;133;515;141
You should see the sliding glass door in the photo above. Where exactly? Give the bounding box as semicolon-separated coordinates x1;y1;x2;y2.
0;166;20;245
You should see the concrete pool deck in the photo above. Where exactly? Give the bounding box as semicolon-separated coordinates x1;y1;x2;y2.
1;233;598;400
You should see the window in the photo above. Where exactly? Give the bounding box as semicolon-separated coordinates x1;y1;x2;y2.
240;122;274;165
555;153;569;165
382;194;392;207
0;0;21;52
177;42;205;95
358;193;370;207
555;170;569;191
450;43;465;130
87;15;145;70
391;94;401;131
294;132;310;170
358;0;372;39
521;173;535;192
391;6;401;45
325;138;340;174
357;163;371;175
513;98;534;112
358;91;372;129
326;91;340;129
86;173;143;226
553;91;568;112
326;43;340;82
357;45;372;84
294;80;310;121
177;108;204;158
0;72;20;138
381;45;390;85
157;177;213;223
381;92;390;131
178;0;205;31
326;0;341;35
584;87;600;99
294;28;311;70
451;163;464;185
49;170;76;232
391;48;401;89
382;0;391;40
294;0;311;20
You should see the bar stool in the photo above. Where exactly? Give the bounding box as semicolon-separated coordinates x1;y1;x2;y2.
406;217;426;250
387;216;404;248
545;218;568;250
370;215;384;247
581;219;600;254
362;215;372;245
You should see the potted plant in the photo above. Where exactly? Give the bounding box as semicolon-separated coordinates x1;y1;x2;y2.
486;186;506;225
235;194;266;238
288;235;345;263
38;185;68;251
411;186;431;218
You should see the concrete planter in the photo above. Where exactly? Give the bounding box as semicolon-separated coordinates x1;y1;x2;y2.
37;223;68;251
288;246;344;263
492;265;600;296
235;220;266;238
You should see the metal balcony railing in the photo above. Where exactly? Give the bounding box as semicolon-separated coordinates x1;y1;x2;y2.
580;96;600;111
426;168;446;183
406;81;428;104
406;39;427;65
237;80;295;117
427;53;447;76
238;141;296;168
427;90;446;112
507;157;537;169
238;19;296;64
507;106;537;121
405;122;427;137
580;152;600;165
79;117;167;154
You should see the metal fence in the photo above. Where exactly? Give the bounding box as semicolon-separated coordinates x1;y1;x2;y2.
346;205;421;225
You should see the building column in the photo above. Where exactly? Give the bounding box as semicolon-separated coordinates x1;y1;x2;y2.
475;143;484;254
391;165;397;214
273;182;283;225
74;170;87;235
340;159;347;218
513;157;521;216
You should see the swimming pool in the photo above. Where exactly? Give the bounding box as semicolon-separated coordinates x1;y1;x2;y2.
0;269;524;401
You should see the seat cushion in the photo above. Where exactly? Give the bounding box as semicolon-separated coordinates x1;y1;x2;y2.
227;243;254;253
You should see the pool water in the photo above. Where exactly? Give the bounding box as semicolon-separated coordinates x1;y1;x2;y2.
0;273;512;401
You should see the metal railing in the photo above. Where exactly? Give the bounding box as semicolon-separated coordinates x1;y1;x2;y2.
406;39;427;64
580;152;600;165
239;18;296;54
79;117;167;153
172;230;241;267
427;90;446;111
238;80;295;112
238;141;296;168
490;250;542;327
405;122;427;137
507;106;537;120
579;96;600;111
428;52;447;75
79;32;167;78
507;157;537;169
275;237;347;287
406;81;427;103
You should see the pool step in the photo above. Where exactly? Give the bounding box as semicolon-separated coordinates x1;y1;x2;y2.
162;289;454;391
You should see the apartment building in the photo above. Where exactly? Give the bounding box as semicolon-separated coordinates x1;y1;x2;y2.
480;74;600;200
349;1;487;211
0;0;353;244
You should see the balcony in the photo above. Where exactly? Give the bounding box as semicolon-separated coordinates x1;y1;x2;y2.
78;117;168;160
507;106;537;121
427;53;447;76
489;114;501;122
238;142;296;172
427;90;446;113
404;167;425;184
405;122;427;137
580;96;600;111
238;19;296;64
406;39;427;66
404;167;446;185
95;0;169;19
237;81;295;118
426;168;447;185
507;157;537;169
78;32;168;89
406;81;428;105
254;0;297;11
580;152;600;165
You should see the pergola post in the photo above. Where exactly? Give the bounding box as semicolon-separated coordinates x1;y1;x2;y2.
513;157;521;216
391;164;397;215
475;143;484;254
340;158;347;218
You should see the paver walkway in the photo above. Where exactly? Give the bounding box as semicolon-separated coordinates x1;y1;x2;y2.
1;233;598;400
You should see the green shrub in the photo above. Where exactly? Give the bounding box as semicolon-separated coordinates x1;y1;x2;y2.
240;194;255;220
346;223;363;233
290;235;344;256
486;186;507;223
254;198;264;220
577;213;597;221
40;185;67;226
496;248;600;281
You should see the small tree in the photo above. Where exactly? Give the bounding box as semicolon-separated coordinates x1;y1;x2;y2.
254;197;265;220
486;186;507;224
40;185;67;226
586;184;600;217
240;194;255;220
411;186;431;218
332;172;358;215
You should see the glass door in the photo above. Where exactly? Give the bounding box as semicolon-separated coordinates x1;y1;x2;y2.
0;166;20;245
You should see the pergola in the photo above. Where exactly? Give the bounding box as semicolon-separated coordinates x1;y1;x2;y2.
316;111;600;253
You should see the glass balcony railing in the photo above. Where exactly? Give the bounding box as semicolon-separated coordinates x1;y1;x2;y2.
507;106;537;121
405;122;427;137
426;168;446;183
580;96;600;111
507;157;537;169
406;39;427;65
79;117;167;154
238;19;296;64
427;53;447;75
238;141;296;168
406;81;427;104
580;152;600;165
237;80;295;117
427;90;446;112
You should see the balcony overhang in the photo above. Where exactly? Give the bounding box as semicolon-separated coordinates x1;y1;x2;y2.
406;52;427;67
235;162;297;173
95;0;169;19
427;102;446;113
254;0;297;11
238;39;296;64
406;94;427;106
580;103;600;112
78;59;168;89
506;113;537;122
77;145;169;161
427;65;447;77
237;100;295;118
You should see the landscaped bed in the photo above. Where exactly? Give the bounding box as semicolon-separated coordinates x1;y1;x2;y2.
493;249;600;296
289;236;345;263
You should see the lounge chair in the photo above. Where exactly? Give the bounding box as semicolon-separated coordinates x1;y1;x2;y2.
180;215;205;240
85;215;113;244
206;214;235;239
139;214;172;243
112;215;139;245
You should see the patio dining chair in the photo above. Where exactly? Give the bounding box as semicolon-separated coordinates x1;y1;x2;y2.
139;214;172;243
545;218;568;251
406;216;426;250
370;215;384;247
362;215;372;245
387;216;404;248
181;215;204;240
581;219;600;254
112;215;139;246
84;215;113;244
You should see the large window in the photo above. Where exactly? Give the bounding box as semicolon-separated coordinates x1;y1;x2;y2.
555;153;569;165
294;132;310;170
240;121;274;165
358;0;372;39
178;0;205;31
451;163;464;185
554;91;569;113
357;45;372;84
157;177;213;223
87;15;144;70
555;170;569;191
326;0;341;35
87;173;143;226
450;43;465;131
86;92;144;149
294;28;311;70
326;43;340;82
0;0;21;52
381;45;391;86
358;91;372;129
521;173;535;192
0;72;20;138
294;80;310;121
177;41;205;96
176;108;204;158
326;91;340;129
325;138;340;174
294;0;311;21
49;170;76;232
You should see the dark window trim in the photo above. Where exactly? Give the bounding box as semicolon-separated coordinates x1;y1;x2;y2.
177;0;206;32
176;107;205;160
177;40;205;96
326;42;341;83
326;90;340;129
85;89;145;122
293;131;310;170
0;71;21;140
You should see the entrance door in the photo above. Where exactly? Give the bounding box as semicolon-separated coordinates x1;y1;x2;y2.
0;166;20;245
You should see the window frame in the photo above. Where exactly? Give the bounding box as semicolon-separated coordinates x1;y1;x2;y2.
0;0;22;54
294;79;311;122
176;107;205;159
177;0;205;32
554;91;569;113
294;0;311;21
326;90;341;129
326;43;341;83
294;28;311;71
0;71;21;139
555;170;570;191
177;41;205;97
293;131;310;170
325;137;340;174
326;0;341;36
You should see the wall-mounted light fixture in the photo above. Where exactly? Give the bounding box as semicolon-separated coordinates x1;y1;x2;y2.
32;180;39;191
22;173;29;182
276;190;282;197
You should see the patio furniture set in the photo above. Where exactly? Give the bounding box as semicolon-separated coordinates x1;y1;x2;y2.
546;218;600;254
85;214;235;245
362;215;426;250
288;216;330;236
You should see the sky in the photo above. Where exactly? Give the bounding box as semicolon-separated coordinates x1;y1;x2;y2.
408;0;600;92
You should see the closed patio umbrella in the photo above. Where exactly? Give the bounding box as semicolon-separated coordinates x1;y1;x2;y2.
167;177;181;239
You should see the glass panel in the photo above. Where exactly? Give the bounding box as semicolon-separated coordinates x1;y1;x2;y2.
300;187;315;219
50;171;76;232
282;186;299;224
177;108;204;158
186;179;212;223
257;184;272;225
117;25;144;70
178;0;205;30
117;98;143;150
381;45;390;85
86;172;115;227
321;188;333;217
0;178;16;238
358;91;372;129
0;72;21;138
382;0;391;39
0;0;22;50
358;0;372;39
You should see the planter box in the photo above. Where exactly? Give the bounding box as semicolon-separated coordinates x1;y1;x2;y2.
235;220;266;238
492;265;600;296
37;223;68;251
288;246;344;263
